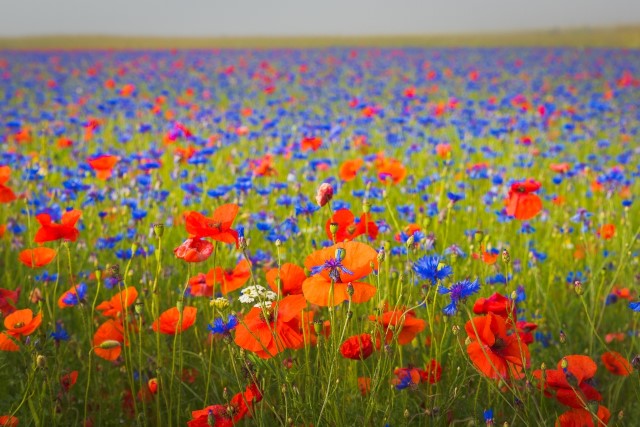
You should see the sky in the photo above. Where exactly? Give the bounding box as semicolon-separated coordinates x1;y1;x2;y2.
1;0;639;37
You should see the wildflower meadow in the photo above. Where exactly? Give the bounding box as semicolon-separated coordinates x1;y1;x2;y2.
0;47;638;426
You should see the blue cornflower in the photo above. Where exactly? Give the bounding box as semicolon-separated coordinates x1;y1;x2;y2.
413;255;453;285
50;323;70;343
438;278;480;315
62;283;88;306
310;255;353;283
483;409;494;425
208;314;238;336
629;301;640;312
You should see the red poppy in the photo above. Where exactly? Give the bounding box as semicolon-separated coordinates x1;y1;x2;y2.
422;360;443;384
473;292;517;323
302;241;378;307
96;287;138;318
339;158;364;181
601;351;633;376
480;245;499;265
93;319;125;361
357;377;372;396
34;209;82;243
375;156;406;185
435;143;451;158
465;312;530;380
183;204;239;247
0;415;18;427
550;163;571;174
0;224;5;238
505;179;542;220
61;371;79;392
189;259;251;296
188;382;262;427
234;294;306;359
301;136;322;151
266;263;306;296
174;237;214;263
532;355;601;408
0;288;20;316
152;306;197;335
515;320;538;345
597;224;615;240
394;223;421;242
251;154;277;177
555;405;610;427
18;247;57;268
1;308;43;352
392;367;422;388
0;166;17;204
325;209;378;242
369;308;426;345
340;333;374;360
87;155;119;180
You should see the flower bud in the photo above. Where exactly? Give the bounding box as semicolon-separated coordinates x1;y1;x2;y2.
560;357;568;370
98;340;122;350
377;247;385;263
176;300;184;312
135;302;144;315
36;354;47;369
329;222;339;236
335;247;346;262
346;282;354;297
315;183;334;207
275;239;282;247
502;249;510;264
362;200;370;213
131;242;139;254
153;223;165;238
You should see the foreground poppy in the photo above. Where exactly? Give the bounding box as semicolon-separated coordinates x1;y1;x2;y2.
473;292;517;323
18;247;57;268
183;204;239;247
87;155;119;180
532;355;601;408
555;405;610;427
34;209;82;243
93;319;125;361
96;287;139;318
0;308;43;352
505;179;542;220
0;166;17;204
601;351;633;376
234;294;306;359
189;259;251;296
174;237;214;263
338;158;364;181
188;382;262;427
266;263;306;296
325;209;378;242
0;415;18;427
369;307;426;345
152;306;197;335
465;312;530;380
302;241;378;307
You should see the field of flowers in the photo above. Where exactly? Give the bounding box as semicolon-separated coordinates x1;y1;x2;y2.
0;47;638;426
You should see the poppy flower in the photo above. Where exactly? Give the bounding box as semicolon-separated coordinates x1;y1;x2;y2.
60;371;79;392
188;382;262;427
392;366;422;389
0;166;17;204
0;415;18;427
0;287;20;316
96;287;138;318
422;359;443;384
394;223;421;242
550;163;571;174
340;333;374;360
357;377;372;396
301;136;322;151
435;143;451;158
87;155;119;180
18;247;56;268
174;237;214;263
234;294;306;359
465;312;530;380
34;209;82;243
369;308;426;345
555;405;610;427
93;319;125;361
152;306;197;335
338;158;364;181
376;156;406;185
601;351;633;376
532;355;601;408
597;224;615;240
251;154;277;177
266;263;306;296
302;241;378;307
505;179;542;220
515;320;538;345
326;209;378;243
189;259;251;296
473;292;517;323
183;204;239;247
1;308;43;352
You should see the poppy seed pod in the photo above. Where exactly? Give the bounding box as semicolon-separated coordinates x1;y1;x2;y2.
152;223;165;238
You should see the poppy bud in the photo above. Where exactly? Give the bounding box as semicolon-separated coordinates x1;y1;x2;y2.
559;330;567;344
135;302;144;315
313;320;323;336
501;249;510;264
362;200;370;213
377;247;385;263
207;411;215;426
574;280;584;295
36;354;47;369
452;325;460;335
346;282;354;297
275;239;282;247
222;387;229;400
315;183;334;207
98;340;122;350
153;223;165;238
335;247;346;262
148;378;158;394
95;269;102;281
404;409;410;419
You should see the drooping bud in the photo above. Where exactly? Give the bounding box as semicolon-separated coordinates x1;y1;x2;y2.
98;340;122;350
315;183;334;207
275;239;282;247
574;280;584;295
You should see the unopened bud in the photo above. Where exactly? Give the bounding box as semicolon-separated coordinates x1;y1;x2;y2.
131;242;139;254
36;354;47;369
135;302;144;315
362;200;370;213
315;183;334;207
335;247;346;262
346;282;354;297
377;247;385;263
502;249;510;264
153;223;165;238
560;357;568;370
275;239;282;247
98;340;122;350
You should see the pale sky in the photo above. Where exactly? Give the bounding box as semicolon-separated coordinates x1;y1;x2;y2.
1;0;638;37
